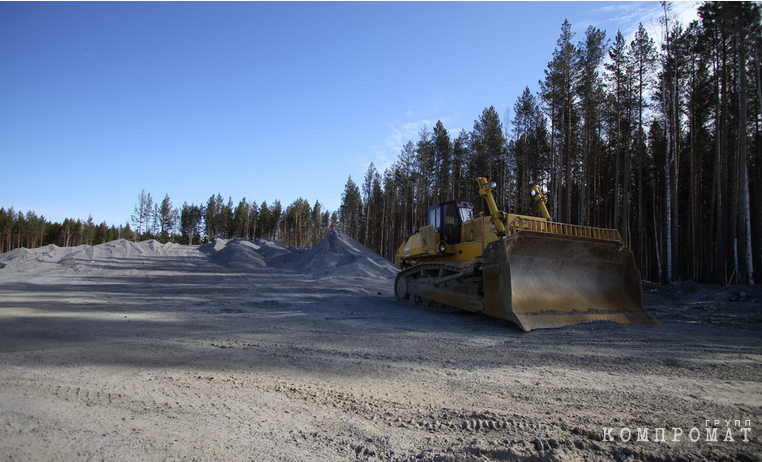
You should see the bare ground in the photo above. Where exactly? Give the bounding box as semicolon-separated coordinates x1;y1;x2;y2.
0;236;760;462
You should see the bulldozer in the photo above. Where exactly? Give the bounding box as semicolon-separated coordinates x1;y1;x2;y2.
394;177;659;331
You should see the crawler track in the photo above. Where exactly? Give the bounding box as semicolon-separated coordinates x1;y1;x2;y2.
395;262;478;313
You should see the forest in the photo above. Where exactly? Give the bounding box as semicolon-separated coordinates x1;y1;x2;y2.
1;2;759;285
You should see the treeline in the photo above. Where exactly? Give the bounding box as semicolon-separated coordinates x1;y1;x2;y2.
338;2;761;285
173;193;336;248
0;207;133;252
129;190;338;248
0;191;338;253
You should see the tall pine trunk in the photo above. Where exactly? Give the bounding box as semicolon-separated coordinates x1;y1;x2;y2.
736;7;754;283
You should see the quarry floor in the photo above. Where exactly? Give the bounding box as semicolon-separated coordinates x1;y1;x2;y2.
0;236;760;462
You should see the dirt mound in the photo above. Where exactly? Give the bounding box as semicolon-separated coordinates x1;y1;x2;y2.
198;238;229;255
0;239;187;269
2;231;397;279
252;238;300;265
201;238;266;270
0;247;36;267
197;230;396;279
58;239;185;265
285;228;397;279
0;244;84;267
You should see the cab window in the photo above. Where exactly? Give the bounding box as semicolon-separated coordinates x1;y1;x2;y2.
428;207;441;229
459;206;473;223
443;203;458;228
441;203;460;244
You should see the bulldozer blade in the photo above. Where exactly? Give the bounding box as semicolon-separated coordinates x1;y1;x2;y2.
482;231;659;332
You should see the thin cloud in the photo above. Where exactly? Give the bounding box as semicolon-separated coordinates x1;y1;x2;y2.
587;1;700;44
598;3;651;24
384;119;434;155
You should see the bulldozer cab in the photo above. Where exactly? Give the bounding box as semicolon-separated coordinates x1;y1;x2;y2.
427;201;474;245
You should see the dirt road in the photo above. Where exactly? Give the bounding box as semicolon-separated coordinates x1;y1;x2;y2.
1;235;760;461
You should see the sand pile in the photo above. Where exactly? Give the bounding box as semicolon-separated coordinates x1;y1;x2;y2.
60;239;185;263
0;239;185;270
200;238;267;270
0;244;82;268
1;230;396;279
252;238;300;265
198;229;397;279
0;246;46;267
284;228;397;279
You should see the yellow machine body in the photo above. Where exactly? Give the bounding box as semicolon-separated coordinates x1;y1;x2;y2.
394;178;659;331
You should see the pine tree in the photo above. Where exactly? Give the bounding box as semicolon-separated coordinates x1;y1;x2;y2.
577;26;608;225
233;198;251;240
630;23;658;269
511;87;550;213
180;202;202;245
340;176;363;240
469;106;507;207
540;20;580;222
159;194;174;242
258;201;272;239
432;120;453;202
131;190;153;240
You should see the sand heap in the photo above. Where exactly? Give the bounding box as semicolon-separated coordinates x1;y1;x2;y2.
283;228;397;279
1;230;397;280
251;238;300;266
200;238;267;270
60;239;186;263
202;229;396;279
0;239;185;269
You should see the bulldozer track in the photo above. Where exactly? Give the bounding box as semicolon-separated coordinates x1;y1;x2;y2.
395;262;475;314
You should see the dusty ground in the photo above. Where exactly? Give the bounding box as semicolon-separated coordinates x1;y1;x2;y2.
1;232;760;462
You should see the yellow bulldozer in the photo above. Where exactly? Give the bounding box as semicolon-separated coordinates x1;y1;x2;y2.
394;177;659;331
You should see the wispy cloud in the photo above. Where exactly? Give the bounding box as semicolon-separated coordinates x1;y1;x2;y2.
613;1;699;44
599;3;651;24
385;120;429;153
585;1;700;44
352;117;447;176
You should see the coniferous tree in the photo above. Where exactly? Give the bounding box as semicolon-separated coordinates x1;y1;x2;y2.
511;87;550;214
233;198;252;240
248;201;258;241
270;200;283;241
577;26;608;226
204;195;218;241
630;23;658;268
432;120;453;202
180;202;202;245
469;106;507;207
605;30;635;239
310;200;323;247
131;190;153;239
414;126;435;226
451;130;470;202
158;194;174;242
541;20;580;222
257;201;272;239
339;176;363;240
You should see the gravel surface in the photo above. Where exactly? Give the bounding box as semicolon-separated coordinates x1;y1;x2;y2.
1;233;760;462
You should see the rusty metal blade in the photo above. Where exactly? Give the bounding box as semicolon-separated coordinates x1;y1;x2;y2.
482;231;659;332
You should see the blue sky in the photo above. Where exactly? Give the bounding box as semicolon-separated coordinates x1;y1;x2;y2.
1;1;698;227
